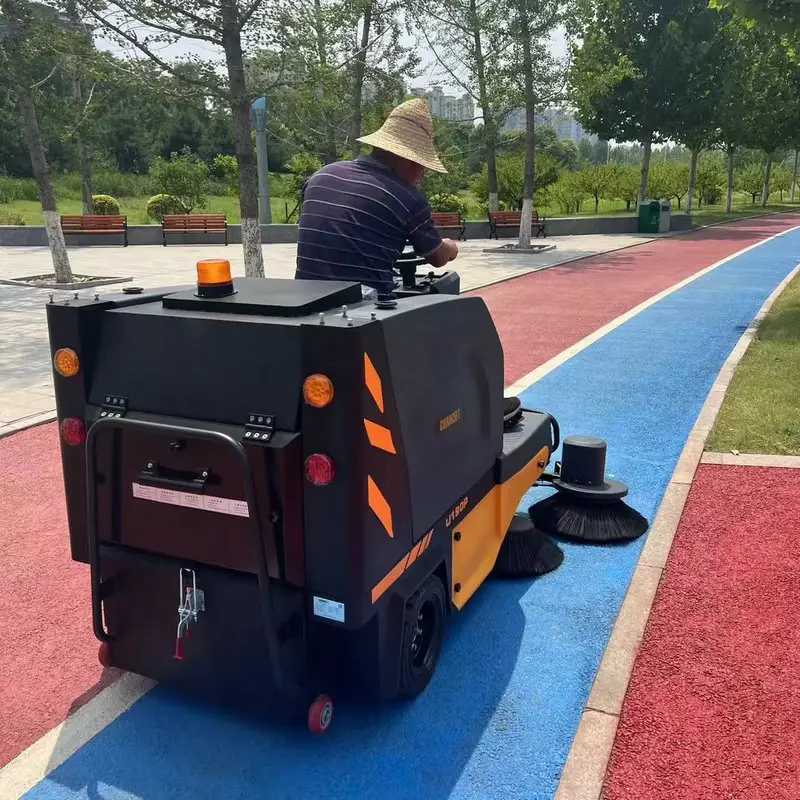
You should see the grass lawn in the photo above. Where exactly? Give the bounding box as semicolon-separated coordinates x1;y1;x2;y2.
3;192;800;227
706;271;800;455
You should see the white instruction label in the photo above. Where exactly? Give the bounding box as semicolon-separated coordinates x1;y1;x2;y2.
132;482;249;517
313;596;346;623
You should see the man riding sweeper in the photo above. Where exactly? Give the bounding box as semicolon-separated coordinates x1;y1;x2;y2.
45;107;648;736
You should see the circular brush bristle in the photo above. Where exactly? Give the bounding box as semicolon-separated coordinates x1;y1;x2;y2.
492;515;564;578
529;494;649;543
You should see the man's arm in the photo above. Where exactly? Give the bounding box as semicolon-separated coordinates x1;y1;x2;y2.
408;199;460;268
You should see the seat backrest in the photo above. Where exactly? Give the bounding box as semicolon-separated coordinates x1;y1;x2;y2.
163;215;227;229
61;215;126;229
490;211;522;224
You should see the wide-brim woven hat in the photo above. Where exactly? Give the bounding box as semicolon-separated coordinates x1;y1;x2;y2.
357;98;448;174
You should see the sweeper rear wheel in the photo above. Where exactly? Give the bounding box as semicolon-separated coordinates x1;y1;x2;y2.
308;694;334;735
399;574;446;698
98;642;112;668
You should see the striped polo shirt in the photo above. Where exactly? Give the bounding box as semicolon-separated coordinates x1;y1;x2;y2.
294;156;443;296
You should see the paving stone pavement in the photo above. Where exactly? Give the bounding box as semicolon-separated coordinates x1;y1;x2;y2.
0;233;656;432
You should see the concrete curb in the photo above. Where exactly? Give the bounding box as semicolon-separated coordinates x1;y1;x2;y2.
701;451;800;468
0;411;57;439
553;259;800;800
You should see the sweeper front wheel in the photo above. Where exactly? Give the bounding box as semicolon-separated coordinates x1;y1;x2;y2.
308;694;334;735
98;642;111;668
399;574;446;698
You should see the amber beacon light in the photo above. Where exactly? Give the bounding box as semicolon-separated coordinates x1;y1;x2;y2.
303;374;334;408
196;258;235;297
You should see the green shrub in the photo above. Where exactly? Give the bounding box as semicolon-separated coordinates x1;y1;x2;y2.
146;193;186;221
211;155;239;196
91;194;120;215
54;173;85;201
477;198;511;217
0;208;26;225
151;148;209;212
94;170;154;197
0;176;38;202
286;152;322;208
428;193;467;215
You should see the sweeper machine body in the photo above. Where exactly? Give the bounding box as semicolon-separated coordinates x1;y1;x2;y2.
46;261;564;733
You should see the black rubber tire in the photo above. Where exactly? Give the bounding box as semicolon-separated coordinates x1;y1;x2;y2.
398;574;446;699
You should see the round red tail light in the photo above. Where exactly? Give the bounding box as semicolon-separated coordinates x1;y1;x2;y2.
60;417;86;446
305;453;334;486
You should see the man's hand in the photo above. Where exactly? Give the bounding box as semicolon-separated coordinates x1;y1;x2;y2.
427;238;459;268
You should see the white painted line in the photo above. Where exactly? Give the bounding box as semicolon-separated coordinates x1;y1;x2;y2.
554;256;800;800
0;673;156;799
505;223;800;397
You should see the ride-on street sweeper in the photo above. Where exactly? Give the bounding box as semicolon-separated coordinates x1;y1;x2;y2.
47;258;647;734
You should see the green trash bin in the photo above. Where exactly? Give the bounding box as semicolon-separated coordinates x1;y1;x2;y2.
637;200;660;233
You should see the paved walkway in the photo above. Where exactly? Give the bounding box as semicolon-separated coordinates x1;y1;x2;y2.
0;234;653;433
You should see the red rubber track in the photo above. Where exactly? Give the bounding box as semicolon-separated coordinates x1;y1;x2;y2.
474;214;800;384
603;465;800;800
1;212;799;770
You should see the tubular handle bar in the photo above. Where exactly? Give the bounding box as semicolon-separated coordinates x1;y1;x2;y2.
85;416;288;692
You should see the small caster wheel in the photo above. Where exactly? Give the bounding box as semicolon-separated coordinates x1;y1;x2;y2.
307;694;333;735
98;642;112;668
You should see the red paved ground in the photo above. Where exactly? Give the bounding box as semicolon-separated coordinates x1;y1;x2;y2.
2;212;799;769
475;213;800;384
604;465;800;800
0;424;121;769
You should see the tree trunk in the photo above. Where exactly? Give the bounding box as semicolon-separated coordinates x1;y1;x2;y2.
349;1;372;156
792;149;798;203
594;195;599;213
470;0;498;212
221;0;264;277
516;0;535;249
314;0;338;163
72;77;93;214
726;146;734;213
762;153;773;207
685;149;699;214
2;0;72;282
638;137;652;204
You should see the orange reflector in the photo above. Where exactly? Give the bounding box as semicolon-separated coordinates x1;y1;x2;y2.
60;417;86;446
53;348;80;378
303;374;334;408
196;258;232;286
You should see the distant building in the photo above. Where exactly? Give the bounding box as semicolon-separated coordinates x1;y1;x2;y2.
411;85;475;125
502;106;599;145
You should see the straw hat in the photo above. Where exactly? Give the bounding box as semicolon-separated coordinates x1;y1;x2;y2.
357;99;448;174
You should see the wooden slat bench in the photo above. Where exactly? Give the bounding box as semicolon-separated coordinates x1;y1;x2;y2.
488;210;546;239
431;211;467;241
60;215;128;246
161;214;228;246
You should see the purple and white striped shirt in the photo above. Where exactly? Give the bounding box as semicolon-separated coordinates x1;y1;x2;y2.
295;156;443;295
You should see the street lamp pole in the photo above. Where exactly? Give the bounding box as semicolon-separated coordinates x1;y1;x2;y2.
250;96;272;226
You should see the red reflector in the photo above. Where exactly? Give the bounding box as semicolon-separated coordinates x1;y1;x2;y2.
305;453;334;486
60;417;86;446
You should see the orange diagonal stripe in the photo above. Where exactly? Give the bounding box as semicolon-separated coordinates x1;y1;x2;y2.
364;353;384;413
406;540;424;567
421;531;432;551
368;475;393;538
364;419;396;454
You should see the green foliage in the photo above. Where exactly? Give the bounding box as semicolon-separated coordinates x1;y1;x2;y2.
695;159;725;205
735;163;764;203
146;194;187;221
0;176;38;203
285;152;323;218
648;162;690;206
712;0;799;37
545;173;589;214
0;208;26;225
770;165;793;200
470;153;561;210
91;194;120;215
151;148;209;213
211;155;239;196
575;164;619;212
610;165;641;209
428;193;467;215
420;167;463;199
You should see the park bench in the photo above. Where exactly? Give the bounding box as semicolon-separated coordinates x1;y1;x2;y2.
431;211;467;241
161;214;228;246
60;215;128;246
488;210;546;239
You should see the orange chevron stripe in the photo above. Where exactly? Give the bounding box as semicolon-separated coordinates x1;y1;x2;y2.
364;419;396;454
364;353;384;413
368;475;393;538
371;530;436;604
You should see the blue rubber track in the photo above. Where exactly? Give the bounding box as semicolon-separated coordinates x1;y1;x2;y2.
25;229;800;800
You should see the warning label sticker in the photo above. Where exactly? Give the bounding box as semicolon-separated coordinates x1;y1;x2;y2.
313;596;346;623
132;482;249;517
